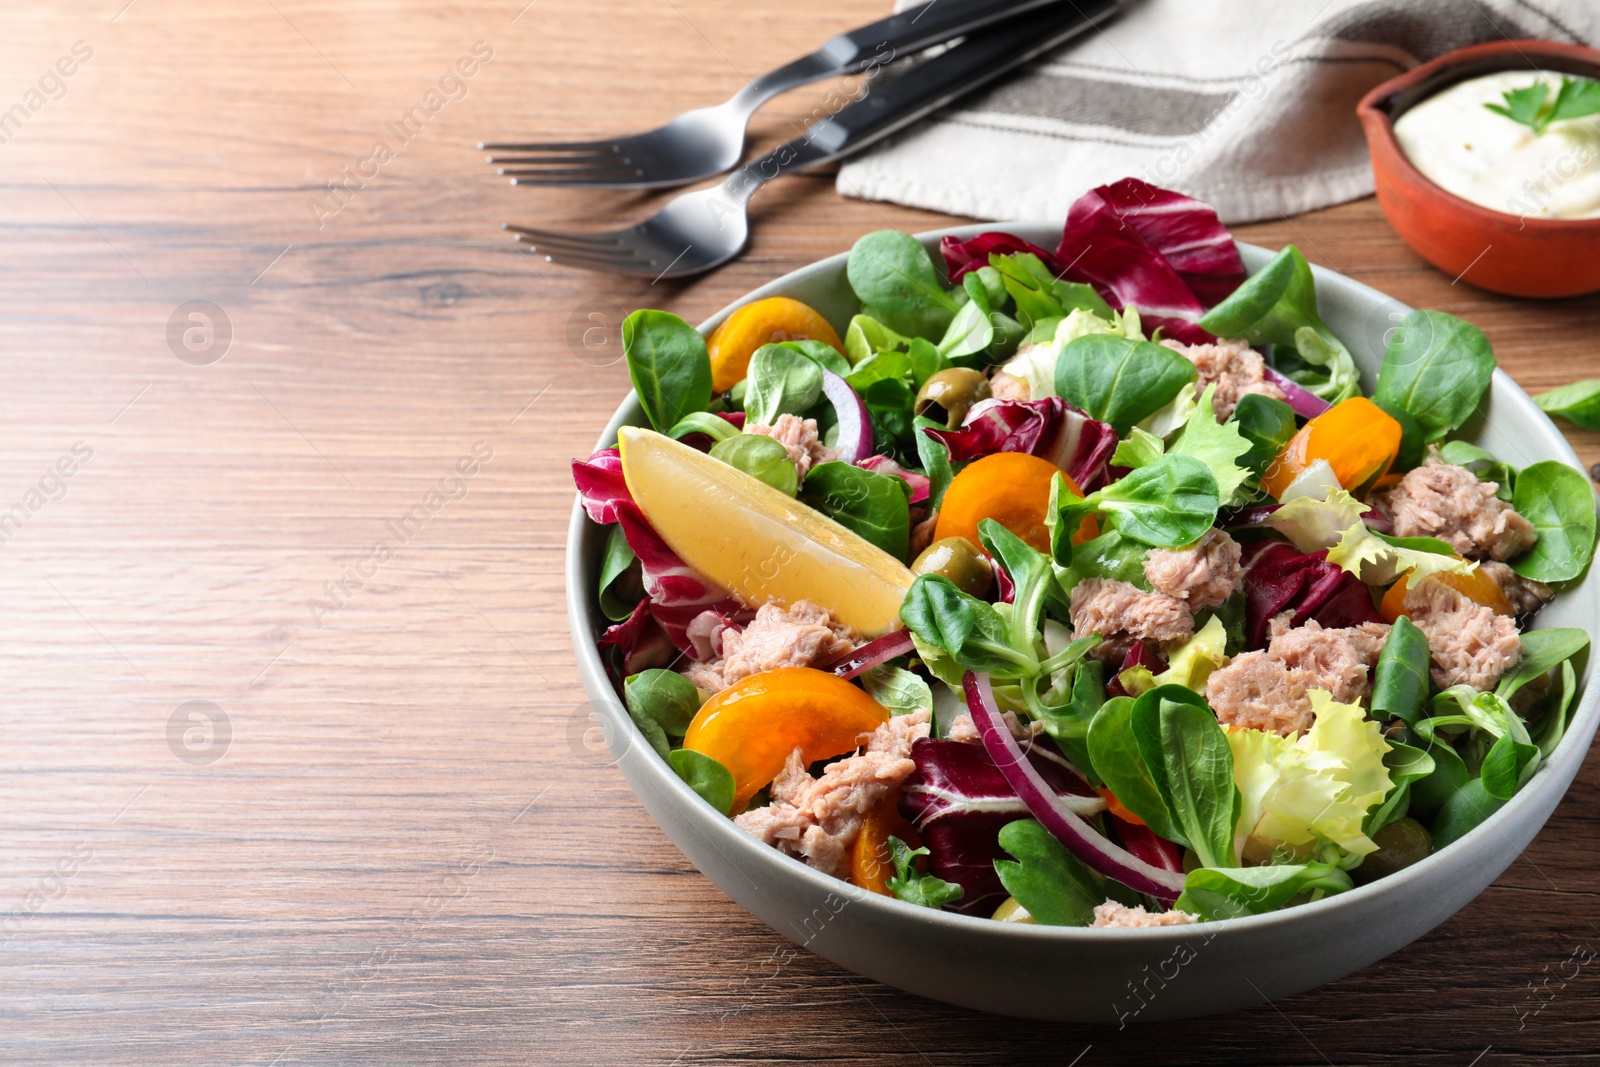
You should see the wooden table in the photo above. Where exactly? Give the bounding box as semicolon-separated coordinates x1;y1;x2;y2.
3;2;1598;1063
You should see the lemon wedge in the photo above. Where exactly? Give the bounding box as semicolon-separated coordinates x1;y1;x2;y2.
616;426;914;636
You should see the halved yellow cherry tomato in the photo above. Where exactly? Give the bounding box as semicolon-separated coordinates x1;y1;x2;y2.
849;790;920;896
1380;566;1514;622
933;452;1098;553
1262;396;1403;501
682;667;888;812
705;297;845;394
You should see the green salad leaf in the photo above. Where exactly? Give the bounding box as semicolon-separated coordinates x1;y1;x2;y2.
937;272;996;359
846;230;958;340
665;411;740;444
860;664;934;717
989;252;1112;328
1174;863;1354;921
1509;460;1598;582
913;416;954;510
1130;686;1239;869
668;749;735;815
994;819;1105;926
800;461;910;559
1370;615;1430;725
622;309;713;432
1087;695;1189;846
744;343;823;426
597;524;642;623
1229;393;1298;477
1048;455;1221;566
1497;628;1590;701
1373;310;1495;448
1167;384;1253;505
1054;334;1198;434
1534;378;1600;431
899;574;1039;675
886;836;964;909
710;434;798;496
624;669;701;759
1437;440;1515;502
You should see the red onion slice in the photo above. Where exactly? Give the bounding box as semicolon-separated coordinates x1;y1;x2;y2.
823;628;915;679
820;370;873;465
1262;367;1330;420
964;670;1186;902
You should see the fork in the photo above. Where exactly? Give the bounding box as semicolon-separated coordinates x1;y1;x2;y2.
482;0;1095;190
505;1;1118;278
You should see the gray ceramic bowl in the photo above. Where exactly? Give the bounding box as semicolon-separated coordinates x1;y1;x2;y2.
566;229;1598;1022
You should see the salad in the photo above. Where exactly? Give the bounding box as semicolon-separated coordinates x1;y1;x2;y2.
574;178;1596;927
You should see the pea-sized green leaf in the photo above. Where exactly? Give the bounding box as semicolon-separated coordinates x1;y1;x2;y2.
1510;460;1598;582
1534;379;1600;431
1168;384;1253;505
913;416;954;510
994;819;1104;926
668;748;735;815
1055;334;1198;434
666;411;740;444
1497;627;1590;700
710;434;799;496
847;231;959;342
800;461;911;559
1438;440;1515;502
1373;310;1496;446
597;524;643;623
1371;615;1431;725
624;669;702;760
899;574;1038;675
622;309;713;432
1087;696;1189;846
1130;686;1238;869
1430;776;1506;849
1174;863;1353;921
886;836;965;909
1229;393;1298;476
744;343;824;426
860;664;933;717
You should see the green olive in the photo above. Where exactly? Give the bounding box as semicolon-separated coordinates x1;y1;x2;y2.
911;537;993;597
1357;817;1432;882
914;368;991;429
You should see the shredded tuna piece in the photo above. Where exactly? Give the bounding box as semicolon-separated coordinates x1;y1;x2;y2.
1092;901;1198;928
946;710;1040;745
1069;578;1193;663
734;709;932;878
1372;461;1537;561
683;599;859;694
1480;560;1554;618
747;414;839;480
1206;616;1390;735
988;369;1032;401
1159;337;1285;421
1143;528;1244;612
1403;579;1522;690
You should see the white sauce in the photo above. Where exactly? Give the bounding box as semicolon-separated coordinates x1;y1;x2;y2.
1393;70;1600;220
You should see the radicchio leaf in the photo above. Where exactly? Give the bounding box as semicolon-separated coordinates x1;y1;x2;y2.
1104;642;1167;699
925;398;1118;491
1069;178;1246;308
573;448;629;524
940;231;1062;282
859;455;930;504
900;736;1096;915
1240;541;1385;649
598;599;676;677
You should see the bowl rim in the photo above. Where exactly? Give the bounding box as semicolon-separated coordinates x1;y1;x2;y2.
566;228;1598;943
1355;37;1600;232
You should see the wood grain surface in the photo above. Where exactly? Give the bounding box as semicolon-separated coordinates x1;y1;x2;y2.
2;2;1598;1064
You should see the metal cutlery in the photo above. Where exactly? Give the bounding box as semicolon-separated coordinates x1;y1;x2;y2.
482;0;1104;189
504;0;1118;278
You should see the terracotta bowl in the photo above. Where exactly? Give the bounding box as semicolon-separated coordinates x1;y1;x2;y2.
1356;39;1600;298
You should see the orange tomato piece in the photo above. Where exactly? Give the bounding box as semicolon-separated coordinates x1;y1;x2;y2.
1097;787;1145;827
1380;566;1514;622
1261;397;1403;501
705;297;845;394
682;667;888;812
933;452;1098;553
849;791;920;896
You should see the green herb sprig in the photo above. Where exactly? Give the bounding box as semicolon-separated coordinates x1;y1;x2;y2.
1484;76;1600;134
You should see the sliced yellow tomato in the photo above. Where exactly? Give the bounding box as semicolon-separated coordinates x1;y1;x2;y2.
683;667;889;812
850;790;920;896
617;426;914;636
934;452;1097;553
705;297;844;394
1381;566;1514;621
1262;397;1402;501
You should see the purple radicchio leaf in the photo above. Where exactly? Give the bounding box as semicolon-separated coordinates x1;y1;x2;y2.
940;231;1064;283
899;736;1095;915
925;398;1118;492
858;454;930;504
1240;540;1385;649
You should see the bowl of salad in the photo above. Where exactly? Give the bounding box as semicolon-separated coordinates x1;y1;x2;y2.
566;178;1598;1022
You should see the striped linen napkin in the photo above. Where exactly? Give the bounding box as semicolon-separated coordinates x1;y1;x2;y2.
837;0;1600;224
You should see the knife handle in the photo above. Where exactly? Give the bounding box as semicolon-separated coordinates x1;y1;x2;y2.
822;0;1114;73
